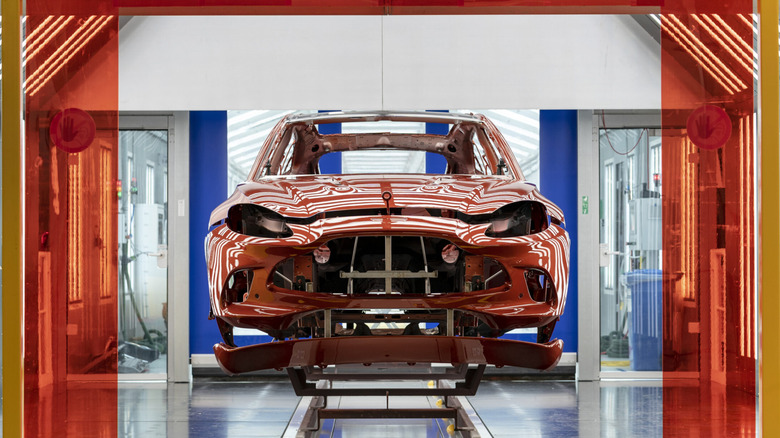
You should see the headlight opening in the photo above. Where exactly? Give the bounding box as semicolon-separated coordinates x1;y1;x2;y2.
485;201;549;237
227;204;293;238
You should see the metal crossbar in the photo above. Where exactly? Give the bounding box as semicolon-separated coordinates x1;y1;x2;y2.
287;365;485;397
289;364;485;436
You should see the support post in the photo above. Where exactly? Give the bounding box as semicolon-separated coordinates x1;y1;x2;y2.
760;0;780;434
2;2;24;437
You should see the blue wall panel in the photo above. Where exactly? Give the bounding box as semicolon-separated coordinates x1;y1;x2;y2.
425;112;449;174
539;110;578;353
318;111;342;173
189;111;229;354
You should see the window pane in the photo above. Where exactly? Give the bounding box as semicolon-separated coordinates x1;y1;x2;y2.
118;130;169;375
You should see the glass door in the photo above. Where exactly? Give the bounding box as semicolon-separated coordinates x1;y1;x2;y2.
117;128;169;377
599;125;662;374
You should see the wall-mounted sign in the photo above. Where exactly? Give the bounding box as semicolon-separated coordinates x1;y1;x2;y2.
686;105;731;150
49;108;96;153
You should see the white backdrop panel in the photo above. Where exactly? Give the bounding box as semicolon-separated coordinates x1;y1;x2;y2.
382;15;661;109
119;16;384;110
119;15;661;110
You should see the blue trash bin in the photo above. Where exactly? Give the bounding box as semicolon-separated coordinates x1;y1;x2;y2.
624;269;662;371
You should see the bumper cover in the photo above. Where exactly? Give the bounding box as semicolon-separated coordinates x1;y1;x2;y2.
213;336;563;375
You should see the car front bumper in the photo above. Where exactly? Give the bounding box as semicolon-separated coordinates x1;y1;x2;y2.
206;216;570;333
213;336;564;375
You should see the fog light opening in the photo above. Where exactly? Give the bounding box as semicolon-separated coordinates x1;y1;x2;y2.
525;269;554;303
224;269;253;305
314;244;331;264
441;244;460;264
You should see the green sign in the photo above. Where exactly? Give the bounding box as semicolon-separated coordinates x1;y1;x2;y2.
582;196;589;215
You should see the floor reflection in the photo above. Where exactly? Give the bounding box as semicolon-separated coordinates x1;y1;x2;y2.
17;376;757;437
119;380;300;438
663;380;756;437
24;382;118;438
468;380;665;437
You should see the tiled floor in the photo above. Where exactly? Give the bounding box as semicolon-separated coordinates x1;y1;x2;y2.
469;380;662;437
15;374;757;437
119;380;300;437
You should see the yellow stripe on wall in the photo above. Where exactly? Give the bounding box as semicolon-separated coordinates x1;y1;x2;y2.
1;0;24;437
760;0;780;436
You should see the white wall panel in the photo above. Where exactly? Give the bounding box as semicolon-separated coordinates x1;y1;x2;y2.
119;16;384;110
382;15;660;109
119;15;661;110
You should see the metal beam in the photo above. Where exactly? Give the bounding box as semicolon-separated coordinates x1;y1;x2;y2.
631;14;661;44
339;270;439;279
577;111;599;381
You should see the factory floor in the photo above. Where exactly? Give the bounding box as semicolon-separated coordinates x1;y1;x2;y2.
17;372;757;437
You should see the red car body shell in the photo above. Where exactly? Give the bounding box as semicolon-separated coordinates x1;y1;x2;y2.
206;112;570;373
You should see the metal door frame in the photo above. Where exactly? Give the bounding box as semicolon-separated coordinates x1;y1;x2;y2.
118;113;190;383
578;110;663;381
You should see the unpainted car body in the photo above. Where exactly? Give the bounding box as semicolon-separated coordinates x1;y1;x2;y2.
206;111;570;374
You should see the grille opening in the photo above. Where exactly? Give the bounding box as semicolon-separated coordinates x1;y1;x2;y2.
223;270;254;305
525;269;554;303
270;236;508;295
273;309;499;341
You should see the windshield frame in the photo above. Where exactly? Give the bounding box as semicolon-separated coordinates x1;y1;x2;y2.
247;112;525;181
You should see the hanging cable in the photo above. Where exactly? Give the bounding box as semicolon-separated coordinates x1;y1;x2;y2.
601;110;648;156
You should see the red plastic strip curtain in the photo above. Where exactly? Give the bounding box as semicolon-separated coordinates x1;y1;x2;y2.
660;0;756;435
22;10;119;438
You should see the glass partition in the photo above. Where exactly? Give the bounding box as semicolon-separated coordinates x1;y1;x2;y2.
118;130;168;376
599;125;663;372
